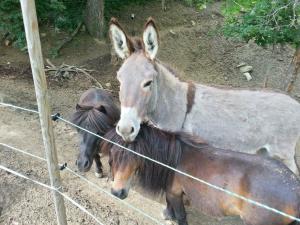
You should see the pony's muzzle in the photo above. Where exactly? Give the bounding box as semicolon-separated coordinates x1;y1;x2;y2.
111;188;128;199
76;157;92;172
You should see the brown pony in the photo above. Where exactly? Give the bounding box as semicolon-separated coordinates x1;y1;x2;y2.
71;88;119;177
102;125;300;225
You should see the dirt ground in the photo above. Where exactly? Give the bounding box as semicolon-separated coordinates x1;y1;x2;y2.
1;1;300;225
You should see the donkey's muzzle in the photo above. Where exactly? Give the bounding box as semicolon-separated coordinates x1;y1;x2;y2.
116;107;141;142
116;122;138;142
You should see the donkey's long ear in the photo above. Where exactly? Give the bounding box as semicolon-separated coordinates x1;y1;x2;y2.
109;18;133;59
143;17;159;60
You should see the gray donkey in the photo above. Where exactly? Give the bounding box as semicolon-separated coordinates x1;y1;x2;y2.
109;17;300;174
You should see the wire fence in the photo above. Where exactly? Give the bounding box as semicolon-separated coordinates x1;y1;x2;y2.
1;101;300;223
0;142;164;225
0;164;104;225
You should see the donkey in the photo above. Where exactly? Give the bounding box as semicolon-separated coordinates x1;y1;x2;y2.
71;88;119;177
109;17;300;174
103;125;300;225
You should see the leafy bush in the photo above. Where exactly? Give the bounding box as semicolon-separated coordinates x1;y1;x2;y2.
0;0;86;48
50;0;86;31
0;0;25;48
222;0;300;47
0;0;151;48
222;0;300;92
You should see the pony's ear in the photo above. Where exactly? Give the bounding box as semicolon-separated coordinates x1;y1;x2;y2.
109;18;133;59
143;17;159;60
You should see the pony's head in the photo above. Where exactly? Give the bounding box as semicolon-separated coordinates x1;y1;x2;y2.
109;145;139;199
101;125;182;199
109;17;160;142
71;88;119;172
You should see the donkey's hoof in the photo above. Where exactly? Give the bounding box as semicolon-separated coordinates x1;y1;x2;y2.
162;209;175;221
95;172;103;178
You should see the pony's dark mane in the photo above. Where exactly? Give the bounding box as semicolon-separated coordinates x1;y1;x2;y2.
71;93;120;135
102;125;208;195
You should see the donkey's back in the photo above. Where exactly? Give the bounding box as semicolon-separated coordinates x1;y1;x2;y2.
185;85;300;173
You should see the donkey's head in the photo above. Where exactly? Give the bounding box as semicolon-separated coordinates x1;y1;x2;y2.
110;17;159;142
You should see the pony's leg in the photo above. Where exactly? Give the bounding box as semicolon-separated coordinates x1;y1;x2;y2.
166;192;188;225
94;154;103;178
162;198;175;220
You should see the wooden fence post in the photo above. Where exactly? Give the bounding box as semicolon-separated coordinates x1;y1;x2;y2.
19;1;68;224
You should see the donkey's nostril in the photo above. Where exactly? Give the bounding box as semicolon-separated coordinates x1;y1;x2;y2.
117;125;120;132
130;127;134;134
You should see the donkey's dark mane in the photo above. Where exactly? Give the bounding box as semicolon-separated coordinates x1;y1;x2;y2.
155;60;181;78
130;37;144;51
102;125;209;194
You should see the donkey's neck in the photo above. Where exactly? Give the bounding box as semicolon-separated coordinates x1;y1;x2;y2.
149;62;188;131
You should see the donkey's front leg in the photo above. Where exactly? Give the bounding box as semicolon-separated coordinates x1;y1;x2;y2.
94;154;103;178
166;192;188;225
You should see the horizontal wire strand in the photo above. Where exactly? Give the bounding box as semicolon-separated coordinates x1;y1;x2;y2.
0;102;39;114
0;143;45;161
0;142;164;225
0;164;104;225
1;101;300;223
65;168;164;225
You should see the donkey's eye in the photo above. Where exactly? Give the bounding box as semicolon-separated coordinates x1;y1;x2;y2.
143;80;152;88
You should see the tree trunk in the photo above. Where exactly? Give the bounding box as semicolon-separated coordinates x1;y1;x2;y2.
285;46;300;93
84;0;104;39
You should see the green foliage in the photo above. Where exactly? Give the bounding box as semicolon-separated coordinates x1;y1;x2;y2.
50;0;86;31
0;0;151;49
0;0;86;48
222;0;300;47
0;0;24;48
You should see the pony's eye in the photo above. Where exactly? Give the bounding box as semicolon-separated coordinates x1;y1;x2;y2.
143;80;152;88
